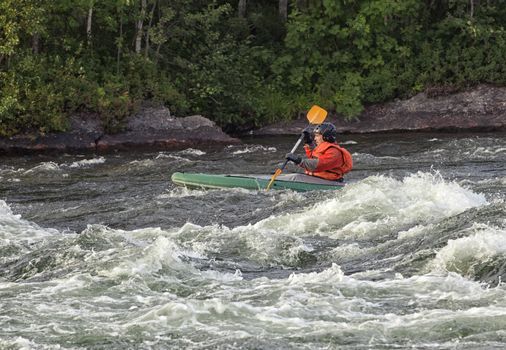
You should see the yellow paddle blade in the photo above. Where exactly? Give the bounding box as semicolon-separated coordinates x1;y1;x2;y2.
266;168;283;190
306;105;328;124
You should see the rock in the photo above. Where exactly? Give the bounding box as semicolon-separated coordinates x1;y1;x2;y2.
253;84;506;135
180;115;216;129
0;133;97;154
0;108;239;155
95;110;238;152
96;127;239;152
69;113;103;135
126;106;183;131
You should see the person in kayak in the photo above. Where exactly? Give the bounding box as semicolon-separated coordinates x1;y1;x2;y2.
285;122;353;181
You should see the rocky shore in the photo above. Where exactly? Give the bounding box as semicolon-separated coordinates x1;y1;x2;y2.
0;106;240;154
0;84;505;154
253;84;506;135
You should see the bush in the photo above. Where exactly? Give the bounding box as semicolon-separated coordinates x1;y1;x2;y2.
0;54;69;136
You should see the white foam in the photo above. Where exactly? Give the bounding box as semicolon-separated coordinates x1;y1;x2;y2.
160;173;489;266
429;223;506;276
0;337;39;350
201;269;243;282
154;153;192;162
340;140;358;145
129;159;155;167
176;148;206;156
98;234;200;278
269;191;305;205
470;146;506;158
397;224;431;239
23;161;61;174
287;263;344;285
253;172;487;240
460;177;506;187
0;200;59;244
232;145;277;155
352;152;401;162
67;156;105;168
158;187;209;198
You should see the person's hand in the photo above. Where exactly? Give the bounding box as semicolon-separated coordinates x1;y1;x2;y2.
302;130;313;145
285;153;302;165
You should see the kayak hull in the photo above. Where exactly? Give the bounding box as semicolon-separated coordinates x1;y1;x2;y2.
171;172;345;192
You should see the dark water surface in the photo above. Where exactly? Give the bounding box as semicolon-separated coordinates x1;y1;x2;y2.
1;132;505;349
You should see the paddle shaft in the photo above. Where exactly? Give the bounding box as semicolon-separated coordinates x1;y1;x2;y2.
266;134;304;190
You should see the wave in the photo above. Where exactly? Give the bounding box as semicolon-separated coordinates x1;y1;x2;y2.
424;137;506;162
3;157;107;176
428;223;506;284
23;161;62;174
147;172;489;270
230;145;277;155
0;172;498;283
0;200;59;244
256;172;487;239
68;157;106;168
175;148;206;156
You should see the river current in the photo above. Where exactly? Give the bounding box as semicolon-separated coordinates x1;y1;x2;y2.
1;132;505;349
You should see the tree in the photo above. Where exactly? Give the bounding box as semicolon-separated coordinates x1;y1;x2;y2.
86;0;94;46
238;0;247;17
135;0;147;53
279;0;288;21
0;0;44;66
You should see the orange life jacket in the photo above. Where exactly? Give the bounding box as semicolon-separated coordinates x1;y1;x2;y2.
304;142;353;180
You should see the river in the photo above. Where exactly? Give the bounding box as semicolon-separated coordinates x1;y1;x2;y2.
1;132;505;349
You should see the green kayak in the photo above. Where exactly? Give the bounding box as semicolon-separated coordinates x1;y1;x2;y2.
171;172;345;192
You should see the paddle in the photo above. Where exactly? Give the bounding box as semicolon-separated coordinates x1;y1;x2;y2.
265;105;328;190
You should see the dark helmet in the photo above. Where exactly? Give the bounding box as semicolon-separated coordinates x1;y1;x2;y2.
313;122;337;143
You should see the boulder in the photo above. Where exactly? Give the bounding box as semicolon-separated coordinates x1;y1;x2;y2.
0;107;240;154
126;106;183;131
180;115;216;129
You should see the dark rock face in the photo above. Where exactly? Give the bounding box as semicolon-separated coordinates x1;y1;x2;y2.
0;106;240;154
253;84;506;135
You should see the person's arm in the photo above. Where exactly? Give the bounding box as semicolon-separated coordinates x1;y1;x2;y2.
303;144;312;157
300;157;318;171
304;148;343;172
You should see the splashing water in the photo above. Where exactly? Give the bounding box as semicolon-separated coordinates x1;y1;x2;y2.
0;132;505;349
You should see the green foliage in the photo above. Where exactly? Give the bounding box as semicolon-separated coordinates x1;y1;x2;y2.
1;0;506;136
0;54;69;136
331;72;365;119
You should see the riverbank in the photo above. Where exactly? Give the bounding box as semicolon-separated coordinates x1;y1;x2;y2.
0;84;505;154
253;84;506;135
0;106;240;155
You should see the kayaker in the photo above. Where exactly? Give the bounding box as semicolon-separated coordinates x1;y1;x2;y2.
285;122;353;181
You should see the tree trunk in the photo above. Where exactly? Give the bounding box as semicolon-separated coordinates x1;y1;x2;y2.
135;0;147;54
117;11;123;74
86;3;93;46
470;0;474;17
279;0;288;21
32;33;40;54
144;0;157;58
238;0;247;17
155;43;162;64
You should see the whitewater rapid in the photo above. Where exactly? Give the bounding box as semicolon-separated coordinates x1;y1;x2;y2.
1;132;505;349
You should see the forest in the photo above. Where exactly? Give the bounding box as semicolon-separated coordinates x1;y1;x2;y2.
1;0;505;136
